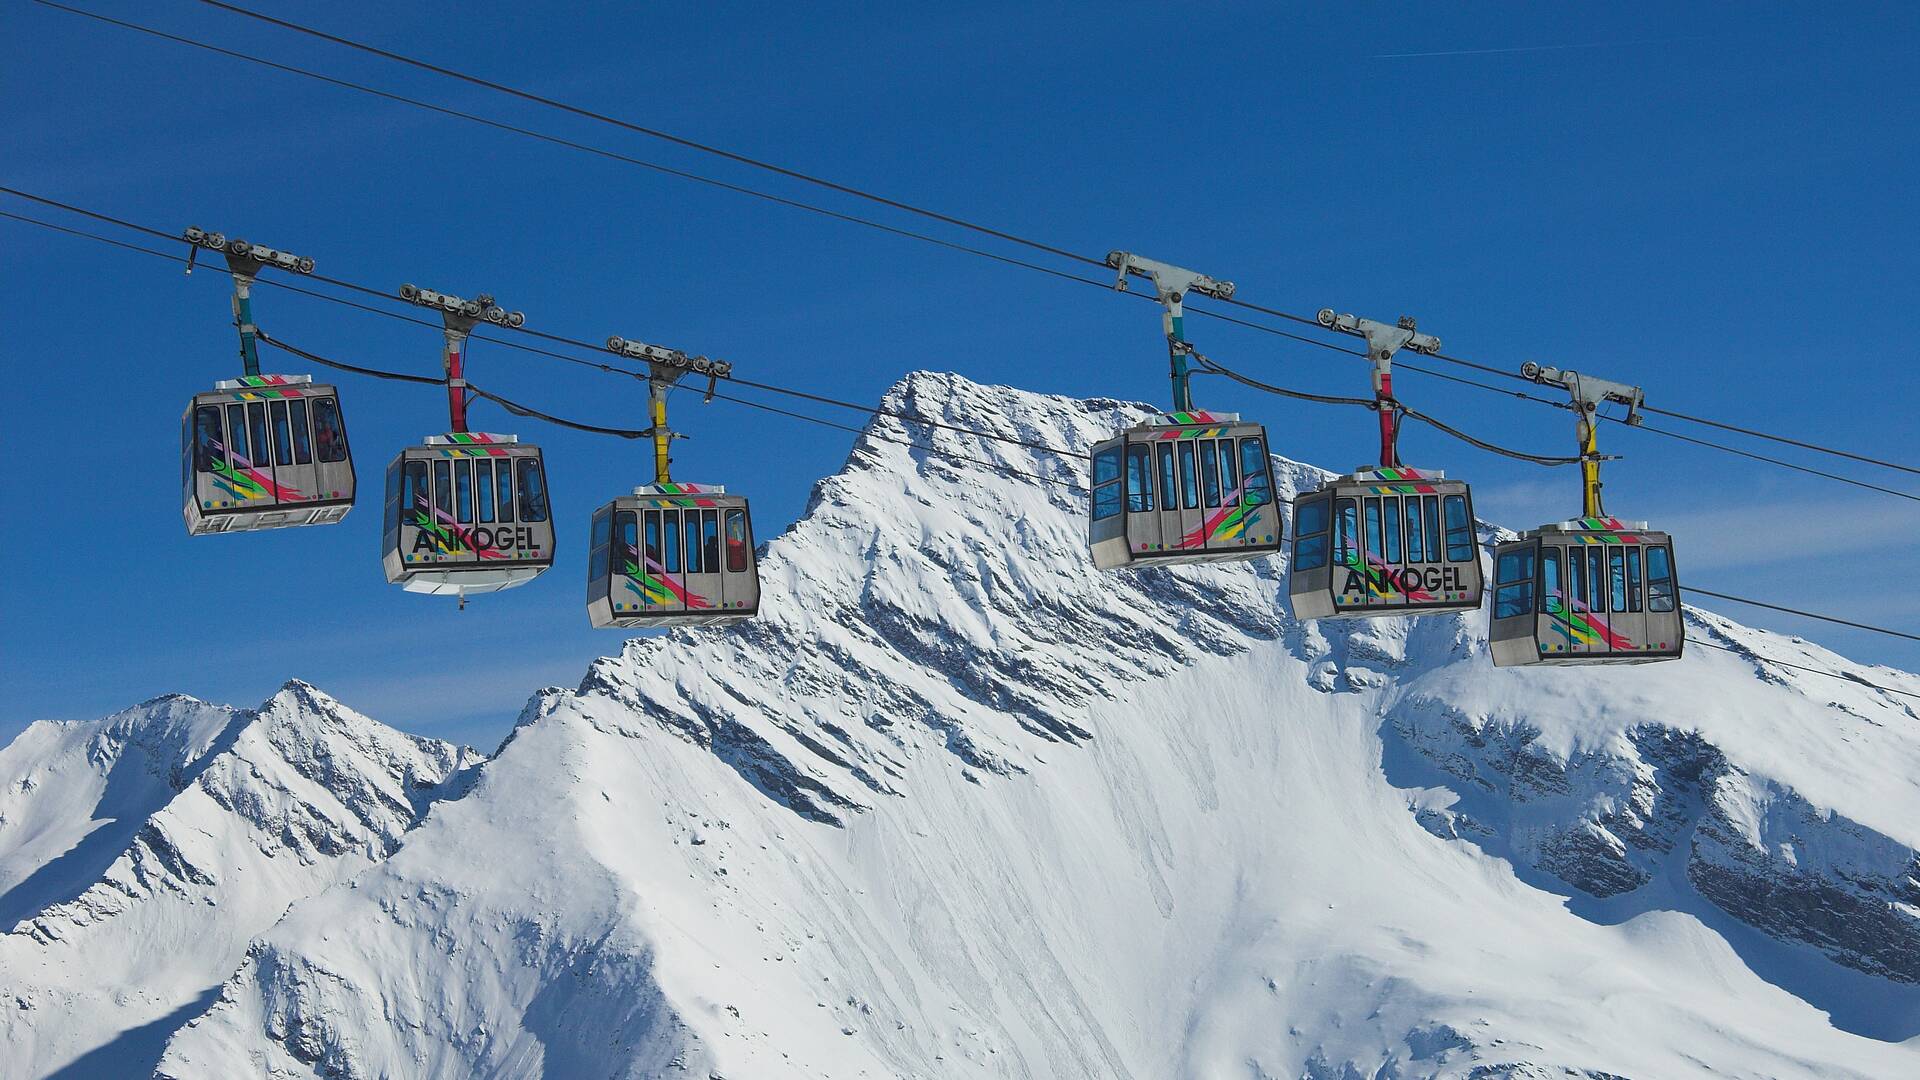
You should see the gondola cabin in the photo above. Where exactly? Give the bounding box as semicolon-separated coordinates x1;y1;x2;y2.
1489;518;1682;666
382;434;554;595
588;484;759;629
1289;467;1482;620
183;375;354;534
1089;412;1281;570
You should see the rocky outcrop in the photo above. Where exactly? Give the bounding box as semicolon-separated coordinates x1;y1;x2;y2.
1388;696;1920;984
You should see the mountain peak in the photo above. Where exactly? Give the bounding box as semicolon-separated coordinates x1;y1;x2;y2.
9;372;1920;1078
0;684;482;1078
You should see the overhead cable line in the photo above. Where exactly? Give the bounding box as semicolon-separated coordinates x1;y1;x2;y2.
1690;640;1920;702
185;0;1103;270
11;201;1914;649
256;332;1086;492
27;0;1113;298
0;197;1547;474
1628;422;1919;503
1188;350;1583;467
125;0;1917;480
0;199;1094;463
249;337;1920;648
1687;589;1920;644
7;184;1918;507
34;0;1916;484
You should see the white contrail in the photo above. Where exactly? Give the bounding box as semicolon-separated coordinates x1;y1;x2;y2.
1372;37;1702;60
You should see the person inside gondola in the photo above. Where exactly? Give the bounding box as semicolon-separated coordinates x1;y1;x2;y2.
313;398;345;462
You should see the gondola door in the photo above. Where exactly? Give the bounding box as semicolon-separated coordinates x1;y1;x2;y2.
1565;544;1607;658
1603;541;1648;658
261;395;313;514
719;506;757;613
1175;437;1204;554
222;399;274;513
628;509;681;617
307;394;352;507
1360;496;1391;612
683;507;726;617
1330;496;1360;615
1152;434;1182;553
187;402;231;521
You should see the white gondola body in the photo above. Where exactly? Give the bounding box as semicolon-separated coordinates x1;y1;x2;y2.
587;483;759;629
1288;467;1483;620
1489;518;1684;666
182;375;355;534
1088;412;1283;570
382;434;554;595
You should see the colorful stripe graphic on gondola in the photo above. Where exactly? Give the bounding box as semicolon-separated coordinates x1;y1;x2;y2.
231;375;307;401
1571;517;1644;544
648;482;720;509
437;432;511;457
1361;466;1440;496
209;443;306;503
622;557;712;609
1179;481;1263;548
1165;411;1226;423
1545;593;1633;650
1156;425;1227;441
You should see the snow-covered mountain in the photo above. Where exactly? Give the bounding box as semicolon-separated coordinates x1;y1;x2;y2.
5;371;1919;1078
0;683;481;1078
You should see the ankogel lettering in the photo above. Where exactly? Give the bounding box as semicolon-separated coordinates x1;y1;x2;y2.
1340;564;1467;596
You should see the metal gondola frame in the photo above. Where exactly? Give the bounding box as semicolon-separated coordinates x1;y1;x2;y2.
1520;362;1645;519
183;226;316;378
1314;308;1441;469
396;283;526;433
1105;251;1235;414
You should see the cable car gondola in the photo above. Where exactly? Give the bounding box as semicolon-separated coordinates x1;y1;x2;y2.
587;337;759;628
1090;252;1283;570
180;229;356;534
381;285;554;600
1289;310;1484;619
185;376;354;533
1489;364;1683;666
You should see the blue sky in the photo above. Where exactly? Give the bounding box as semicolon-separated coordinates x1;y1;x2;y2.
4;2;1917;748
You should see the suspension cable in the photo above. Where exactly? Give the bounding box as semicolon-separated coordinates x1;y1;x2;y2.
1690;639;1920;702
15;209;1909;649
9;186;1918;506
1189;351;1582;466
184;0;1103;270
15;195;1920;503
0;203;1100;464
65;0;1896;480
1688;589;1920;643
31;0;1919;483
255;332;1920;648
257;332;1086;492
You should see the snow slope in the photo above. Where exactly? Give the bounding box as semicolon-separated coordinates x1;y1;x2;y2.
142;372;1920;1079
0;683;481;1079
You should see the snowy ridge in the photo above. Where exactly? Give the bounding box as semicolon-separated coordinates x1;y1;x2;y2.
0;682;481;1078
5;371;1920;1078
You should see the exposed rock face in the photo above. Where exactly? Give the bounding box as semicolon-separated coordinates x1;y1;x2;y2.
1690;777;1920;983
1385;660;1920;986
